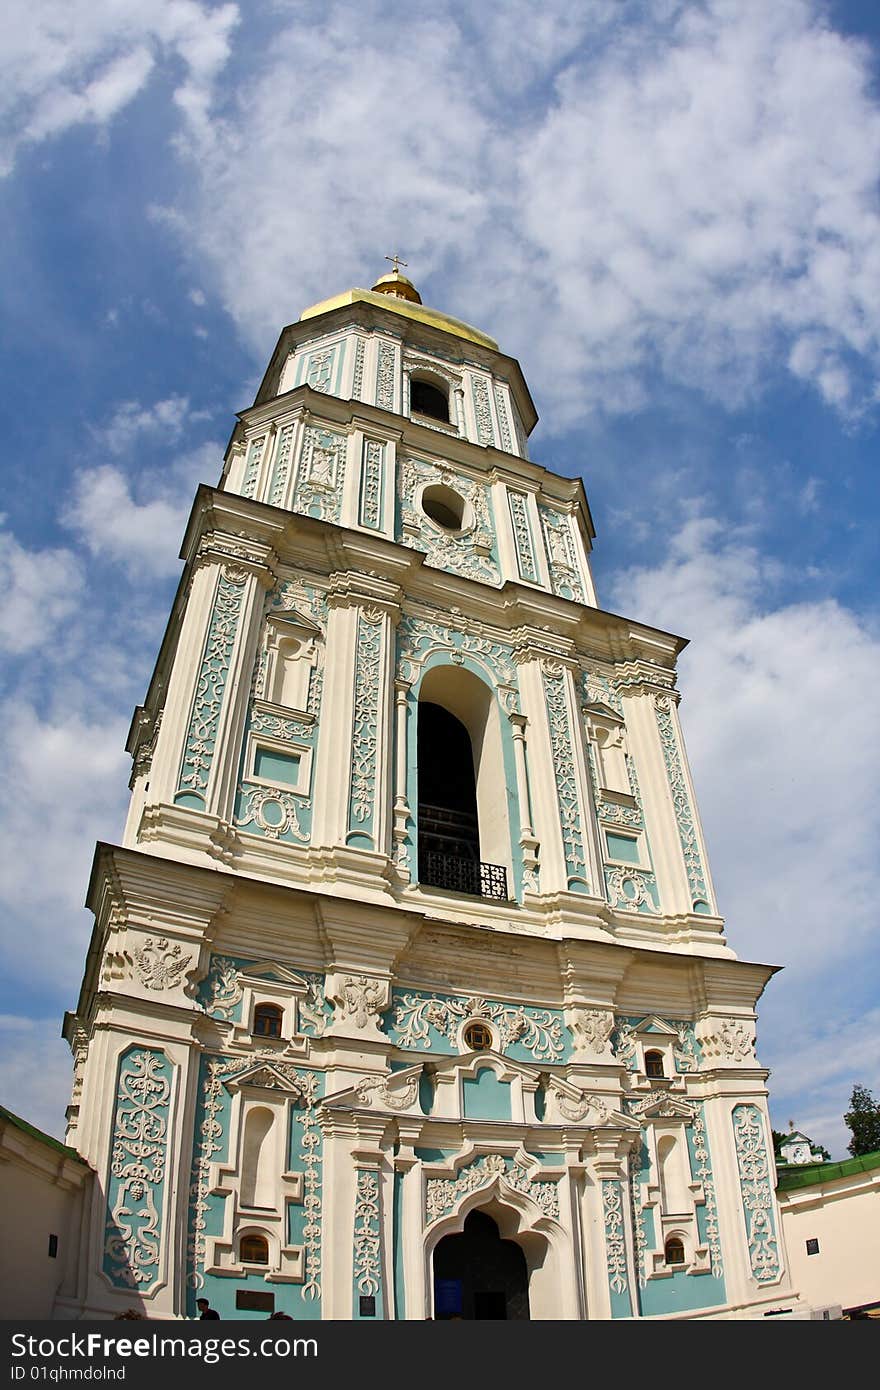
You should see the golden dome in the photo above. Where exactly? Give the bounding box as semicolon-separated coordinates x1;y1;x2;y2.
299;283;498;351
370;269;422;303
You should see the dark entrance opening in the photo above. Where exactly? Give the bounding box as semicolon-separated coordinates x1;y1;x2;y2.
417;702;481;893
432;1209;530;1320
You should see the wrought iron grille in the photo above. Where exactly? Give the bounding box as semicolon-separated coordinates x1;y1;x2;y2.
419;849;508;901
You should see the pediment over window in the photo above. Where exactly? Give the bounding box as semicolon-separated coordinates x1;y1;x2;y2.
236;962;314;995
225;1062;309;1097
584;701;624;724
266;607;322;636
628;1016;681;1041
629;1092;696;1121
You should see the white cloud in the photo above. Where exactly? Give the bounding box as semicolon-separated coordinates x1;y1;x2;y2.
0;1018;74;1141
93;395;200;455
0;526;84;654
0;700;129;993
0;0;239;174
63;437;221;577
143;0;880;425
609;516;880;1154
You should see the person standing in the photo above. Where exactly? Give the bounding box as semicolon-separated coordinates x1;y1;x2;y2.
196;1298;220;1320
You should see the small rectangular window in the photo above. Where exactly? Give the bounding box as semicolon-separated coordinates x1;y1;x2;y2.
47;1234;58;1258
806;1238;820;1256
254;747;301;787
606;832;640;864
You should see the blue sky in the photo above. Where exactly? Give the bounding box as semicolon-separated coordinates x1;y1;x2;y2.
1;0;878;1158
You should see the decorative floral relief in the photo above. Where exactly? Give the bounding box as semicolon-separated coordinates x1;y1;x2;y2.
426;1153;559;1224
132;937;193;992
348;611;383;838
582;669;624;718
376;341;396;410
470;375;495;446
508;490;539;583
241;435;266;499
397;456;500;585
389;991;565;1062
397;612;517;689
353;1171;382;1300
604;865;659;914
542;663;590;891
236;785;311;841
249;709;313;743
305;346;335;393
629;1149;649;1289
654;695;711;912
359;440;384;530
103;1048;173;1292
691;1105;723;1277
539;506;585;602
355;1074;420;1111
293;427;347;523
269;423;295;507
494;384;513;453
602;1182;629;1296
177;570;248;804
732;1105;780;1283
270;577;328;629
351;336;365;401
550;1081;611;1124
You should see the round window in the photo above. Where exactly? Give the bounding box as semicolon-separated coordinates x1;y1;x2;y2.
421;483;466;531
463;1021;493;1051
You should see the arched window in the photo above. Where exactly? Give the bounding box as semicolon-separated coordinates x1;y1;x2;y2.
664;1236;685;1266
240;1233;269;1265
415;665;512;901
410;376;449;423
645;1050;665;1078
253;1003;283;1038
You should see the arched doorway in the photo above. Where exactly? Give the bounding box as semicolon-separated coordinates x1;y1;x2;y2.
432;1209;530;1320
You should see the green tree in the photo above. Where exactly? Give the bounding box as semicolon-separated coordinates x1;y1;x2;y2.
844;1084;880;1157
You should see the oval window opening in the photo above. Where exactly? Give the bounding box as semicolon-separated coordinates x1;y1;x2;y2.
422;484;466;531
463;1021;493;1051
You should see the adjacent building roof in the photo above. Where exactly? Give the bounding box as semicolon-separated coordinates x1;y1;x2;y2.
776;1149;880;1192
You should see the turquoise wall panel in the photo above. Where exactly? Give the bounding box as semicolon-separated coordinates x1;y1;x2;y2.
462;1068;511;1121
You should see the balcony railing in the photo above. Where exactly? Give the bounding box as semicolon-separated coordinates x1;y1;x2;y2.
418;849;508;901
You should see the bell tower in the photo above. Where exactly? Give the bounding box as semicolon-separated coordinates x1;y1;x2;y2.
61;267;801;1320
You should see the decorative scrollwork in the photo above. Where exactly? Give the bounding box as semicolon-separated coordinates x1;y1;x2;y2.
177;572;248;803
348;612;383;836
236;786;311;841
425;1153;559;1225
543;665;590;891
603;1182;628;1295
732;1105;780;1283
654;695;711;912
104;1049;173;1291
353;1171;382;1298
390;991;565;1062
